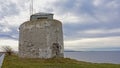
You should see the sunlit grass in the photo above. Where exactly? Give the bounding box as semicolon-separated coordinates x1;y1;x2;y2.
2;55;120;68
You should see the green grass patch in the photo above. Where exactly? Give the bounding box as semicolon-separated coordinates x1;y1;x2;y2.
2;55;120;68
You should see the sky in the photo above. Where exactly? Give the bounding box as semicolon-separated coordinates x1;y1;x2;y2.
0;0;120;51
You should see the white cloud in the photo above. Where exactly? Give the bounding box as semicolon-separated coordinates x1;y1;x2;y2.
106;0;120;9
0;8;29;28
57;13;81;23
55;13;99;24
78;29;120;34
0;38;18;51
64;37;120;51
31;0;57;13
93;0;101;6
93;0;120;23
0;27;11;32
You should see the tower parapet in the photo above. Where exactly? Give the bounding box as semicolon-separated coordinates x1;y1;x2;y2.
30;12;53;21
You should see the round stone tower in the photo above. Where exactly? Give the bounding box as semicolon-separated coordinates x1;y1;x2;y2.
19;13;64;58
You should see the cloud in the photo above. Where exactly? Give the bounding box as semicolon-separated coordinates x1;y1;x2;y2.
65;37;120;51
63;22;120;41
0;0;20;20
0;38;18;51
50;0;120;31
0;26;19;40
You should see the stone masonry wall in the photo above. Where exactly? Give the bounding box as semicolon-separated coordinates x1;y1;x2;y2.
19;19;64;58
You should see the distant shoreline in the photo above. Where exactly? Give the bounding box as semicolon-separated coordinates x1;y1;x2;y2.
64;51;120;52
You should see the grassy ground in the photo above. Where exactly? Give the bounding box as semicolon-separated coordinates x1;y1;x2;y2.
2;55;120;68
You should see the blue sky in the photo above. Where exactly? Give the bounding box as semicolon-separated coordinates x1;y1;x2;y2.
0;0;120;51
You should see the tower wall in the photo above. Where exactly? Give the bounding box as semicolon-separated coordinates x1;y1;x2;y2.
19;19;64;58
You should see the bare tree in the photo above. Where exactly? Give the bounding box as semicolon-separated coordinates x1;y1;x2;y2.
1;46;13;55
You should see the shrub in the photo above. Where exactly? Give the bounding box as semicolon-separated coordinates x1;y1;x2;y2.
1;46;13;55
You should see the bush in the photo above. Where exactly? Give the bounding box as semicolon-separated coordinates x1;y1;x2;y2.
1;46;13;55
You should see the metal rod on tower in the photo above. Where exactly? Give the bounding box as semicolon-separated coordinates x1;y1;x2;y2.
30;0;33;16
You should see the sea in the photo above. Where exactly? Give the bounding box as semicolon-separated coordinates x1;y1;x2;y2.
64;51;120;64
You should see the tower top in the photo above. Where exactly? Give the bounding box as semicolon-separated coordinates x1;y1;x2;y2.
30;12;54;21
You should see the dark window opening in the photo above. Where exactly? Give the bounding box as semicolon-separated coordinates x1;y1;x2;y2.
37;17;48;19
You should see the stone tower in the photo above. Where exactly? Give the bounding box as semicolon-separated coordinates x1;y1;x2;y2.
19;13;64;58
